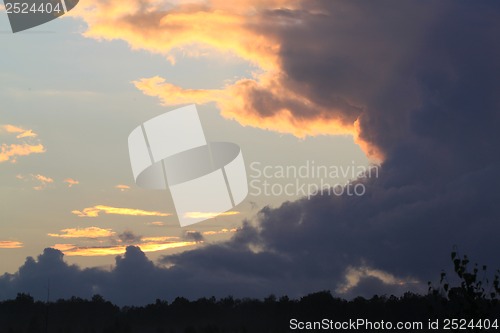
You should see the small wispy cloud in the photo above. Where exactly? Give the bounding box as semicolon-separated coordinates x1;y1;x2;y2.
34;174;53;183
51;244;75;251
0;143;46;163
1;124;37;139
147;221;165;227
202;228;238;236
48;227;116;239
141;236;180;242
115;184;130;192
17;173;54;190
0;241;23;249
138;241;196;253
33;174;54;190
72;205;171;218
0;124;45;163
16;130;37;139
166;55;176;65
183;211;240;220
336;266;420;294
64;178;80;187
133;76;224;106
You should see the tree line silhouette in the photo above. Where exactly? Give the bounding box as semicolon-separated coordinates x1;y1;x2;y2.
0;252;499;333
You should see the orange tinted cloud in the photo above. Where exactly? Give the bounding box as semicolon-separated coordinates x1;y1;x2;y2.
48;227;116;239
33;174;54;190
139;241;196;252
0;143;46;163
183;211;240;220
17;173;55;190
147;221;165;227
73;0;281;70
53;241;196;256
141;236;180;242
73;0;382;161
202;228;238;236
115;184;130;191
133;76;225;105
64;178;80;187
0;241;23;249
52;229;195;256
16;130;37;139
134;72;362;141
72;205;171;218
34;174;53;184
1;124;37;139
51;244;76;251
134;74;373;159
0;125;45;163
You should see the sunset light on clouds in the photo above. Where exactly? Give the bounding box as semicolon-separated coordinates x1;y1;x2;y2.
0;125;45;163
72;0;381;161
115;184;130;191
53;241;197;256
0;143;46;163
48;227;116;239
1;124;37;139
0;241;23;249
71;205;171;218
183;211;240;220
64;178;80;187
1;0;499;311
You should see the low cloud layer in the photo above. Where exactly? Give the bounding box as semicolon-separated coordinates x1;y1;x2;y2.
49;229;197;257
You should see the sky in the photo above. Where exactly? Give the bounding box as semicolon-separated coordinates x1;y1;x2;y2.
0;0;499;306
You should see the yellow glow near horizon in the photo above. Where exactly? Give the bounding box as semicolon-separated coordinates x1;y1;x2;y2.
72;205;171;218
184;211;240;219
53;241;197;256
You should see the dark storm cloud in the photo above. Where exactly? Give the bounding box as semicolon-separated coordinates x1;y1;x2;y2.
250;0;500;157
2;1;500;304
161;0;500;295
233;1;441;143
0;247;163;305
0;244;309;305
0;249;106;302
